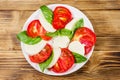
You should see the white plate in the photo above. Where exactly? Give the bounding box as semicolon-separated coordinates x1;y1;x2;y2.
21;4;94;76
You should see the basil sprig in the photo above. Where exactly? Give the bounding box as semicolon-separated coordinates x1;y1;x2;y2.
17;31;42;45
39;52;54;72
60;29;72;37
73;18;84;32
40;5;53;24
70;18;84;38
46;30;60;37
46;29;72;38
72;52;87;63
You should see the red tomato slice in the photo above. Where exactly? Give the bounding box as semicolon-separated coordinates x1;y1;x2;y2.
29;44;52;63
27;20;51;40
54;6;71;16
55;14;71;23
72;27;96;55
52;15;72;30
52;6;72;30
27;20;45;37
52;17;65;30
85;46;92;54
50;48;74;73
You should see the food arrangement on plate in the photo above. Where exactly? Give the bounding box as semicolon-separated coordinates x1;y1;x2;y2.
17;4;96;75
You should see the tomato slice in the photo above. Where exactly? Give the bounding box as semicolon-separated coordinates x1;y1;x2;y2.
27;20;44;37
85;46;92;54
50;48;74;73
29;44;52;63
54;6;71;16
52;17;65;30
52;6;72;30
27;20;51;40
72;27;96;55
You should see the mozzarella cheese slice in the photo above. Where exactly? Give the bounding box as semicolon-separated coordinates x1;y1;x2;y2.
52;36;70;48
68;41;85;56
39;9;56;32
47;47;61;68
65;18;80;30
22;40;47;55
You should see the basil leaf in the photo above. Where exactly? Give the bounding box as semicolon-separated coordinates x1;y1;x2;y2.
17;31;41;45
69;18;84;39
46;30;60;37
73;18;84;31
46;29;72;38
40;5;53;24
39;52;54;72
60;29;72;37
72;52;87;63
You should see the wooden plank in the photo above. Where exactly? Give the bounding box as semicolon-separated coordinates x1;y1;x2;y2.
84;10;120;37
0;51;23;58
0;51;119;80
0;11;20;33
0;69;119;80
95;37;120;51
0;10;120;37
0;0;120;10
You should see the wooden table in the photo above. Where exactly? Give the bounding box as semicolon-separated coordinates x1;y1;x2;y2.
0;0;120;80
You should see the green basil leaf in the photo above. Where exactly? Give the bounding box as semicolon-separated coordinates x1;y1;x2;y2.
39;52;54;72
73;18;84;31
69;18;84;39
70;18;84;36
60;29;72;37
72;52;87;63
17;31;41;45
46;29;72;38
40;5;53;24
46;30;60;37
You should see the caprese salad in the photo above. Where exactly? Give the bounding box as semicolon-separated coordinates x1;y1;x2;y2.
17;5;96;73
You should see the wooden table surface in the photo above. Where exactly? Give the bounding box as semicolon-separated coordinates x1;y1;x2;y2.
0;0;120;80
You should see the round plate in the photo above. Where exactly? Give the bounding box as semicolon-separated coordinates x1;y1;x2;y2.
21;4;94;76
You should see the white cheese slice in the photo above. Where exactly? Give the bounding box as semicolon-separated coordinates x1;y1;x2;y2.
47;47;61;68
68;41;85;56
22;40;47;55
39;9;56;32
52;36;70;48
65;18;80;30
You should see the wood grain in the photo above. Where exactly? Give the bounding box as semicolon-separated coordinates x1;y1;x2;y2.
0;35;120;51
0;51;119;80
0;0;120;10
0;0;120;80
0;10;120;36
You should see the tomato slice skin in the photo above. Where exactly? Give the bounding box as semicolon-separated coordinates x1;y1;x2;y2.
73;27;96;55
52;17;65;30
27;20;51;40
27;20;41;38
54;6;72;16
85;46;92;54
51;48;74;73
52;6;72;30
29;44;52;63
